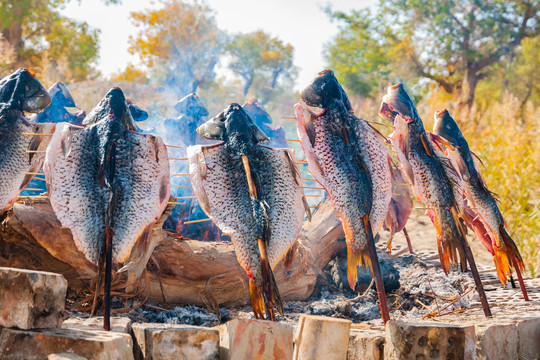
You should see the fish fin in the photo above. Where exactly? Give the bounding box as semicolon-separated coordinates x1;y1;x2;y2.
364;119;388;142
341;126;351;144
283;241;298;270
420;132;433;156
428;132;456;151
429;208;452;274
471;150;484;165
492;245;511;285
450;206;468;272
249;280;266;320
303;111;317;146
60;126;73;160
283;150;301;186
500;226;529;301
257;238;284;320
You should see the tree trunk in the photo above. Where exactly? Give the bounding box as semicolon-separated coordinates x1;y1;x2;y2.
243;73;253;96
457;70;479;110
0;197;345;307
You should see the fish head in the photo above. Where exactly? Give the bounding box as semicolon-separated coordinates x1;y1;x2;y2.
49;82;76;108
83;87;137;131
243;98;273;126
0;68;51;112
174;93;209;118
197;103;269;150
380;83;425;135
433;109;463;146
301;69;352;111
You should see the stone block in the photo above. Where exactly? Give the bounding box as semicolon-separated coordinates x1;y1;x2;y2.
0;327;133;360
384;320;476;360
476;322;518;360
293;315;351;360
63;317;131;333
219;319;294;360
347;329;385;360
0;267;67;329
132;323;219;360
517;317;540;360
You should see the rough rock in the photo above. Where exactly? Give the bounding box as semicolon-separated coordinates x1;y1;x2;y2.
132;323;219;360
293;315;351;360
384;320;476;360
0;267;67;329
0;327;133;360
475;322;518;360
517;317;540;360
63;317;132;333
219;319;294;360
348;328;385;360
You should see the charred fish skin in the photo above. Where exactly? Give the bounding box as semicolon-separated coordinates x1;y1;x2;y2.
190;104;304;320
433;110;526;294
301;69;392;235
381;83;492;317
297;70;390;324
0;69;53;214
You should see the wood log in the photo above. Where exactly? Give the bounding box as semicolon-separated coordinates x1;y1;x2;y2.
0;198;345;307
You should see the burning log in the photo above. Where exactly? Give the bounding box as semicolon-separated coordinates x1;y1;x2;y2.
0;197;344;307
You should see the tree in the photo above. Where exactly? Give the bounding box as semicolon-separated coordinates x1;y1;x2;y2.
110;64;148;83
227;31;296;98
129;0;226;97
326;0;539;107
0;0;117;82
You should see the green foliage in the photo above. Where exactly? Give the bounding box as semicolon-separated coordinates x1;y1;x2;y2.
226;30;296;102
0;0;115;83
129;0;226;97
325;0;539;105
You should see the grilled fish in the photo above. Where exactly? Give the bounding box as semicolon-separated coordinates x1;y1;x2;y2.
380;83;492;316
0;68;52;214
295;70;391;323
188;104;307;320
44;88;170;329
433;109;528;299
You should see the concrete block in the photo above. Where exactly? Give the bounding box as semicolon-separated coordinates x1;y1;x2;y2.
132;323;219;360
517;317;540;360
347;329;384;360
476;322;518;360
0;267;67;329
63;317;131;333
384;320;476;360
293;315;351;360
219;319;294;360
0;327;133;360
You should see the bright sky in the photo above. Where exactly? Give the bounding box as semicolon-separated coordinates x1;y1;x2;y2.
61;0;376;89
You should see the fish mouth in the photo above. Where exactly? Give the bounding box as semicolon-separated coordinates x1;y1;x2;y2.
23;90;51;113
196;120;223;140
300;86;324;108
379;100;399;123
434;109;449;119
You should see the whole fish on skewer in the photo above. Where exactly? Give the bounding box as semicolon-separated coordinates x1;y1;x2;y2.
0;68;53;214
188;104;308;320
294;70;393;323
433;109;528;300
44;88;170;330
379;83;492;317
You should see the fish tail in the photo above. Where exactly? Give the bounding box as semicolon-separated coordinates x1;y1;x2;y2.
500;226;529;301
257;238;284;320
249;280;266;320
346;244;371;290
492;245;511;285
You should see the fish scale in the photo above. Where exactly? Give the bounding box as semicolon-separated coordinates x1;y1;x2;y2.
44;114;170;264
0;114;53;214
188;144;305;279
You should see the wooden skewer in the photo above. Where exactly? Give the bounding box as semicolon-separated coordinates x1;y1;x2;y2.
168;158;188;161
172;173;190;176
27;150;46;154
22;133;53;136
281;116;296;119
396;183;409;186
184;218;212;225
22;188;46;191
176;196;196;199
18;195;49;199
296;186;325;190
167;202;186;206
302;177;317;182
171;184;188;188
286;139;301;142
310;205;320;209
296;161;308;164
25;172;41;175
392;193;401;196
165;144;183;149
33;177;46;182
304;194;322;197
